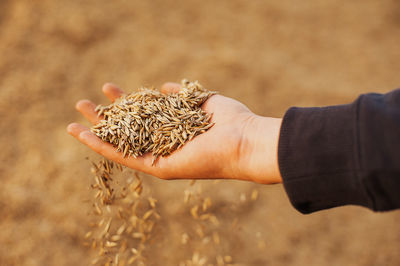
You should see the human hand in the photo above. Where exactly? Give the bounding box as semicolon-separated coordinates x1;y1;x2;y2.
67;82;282;184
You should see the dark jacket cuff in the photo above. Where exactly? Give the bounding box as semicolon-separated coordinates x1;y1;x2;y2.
278;102;372;214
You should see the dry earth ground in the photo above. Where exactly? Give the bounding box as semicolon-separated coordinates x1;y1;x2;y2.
0;0;400;265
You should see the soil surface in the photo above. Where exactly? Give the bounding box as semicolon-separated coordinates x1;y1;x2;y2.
1;0;400;265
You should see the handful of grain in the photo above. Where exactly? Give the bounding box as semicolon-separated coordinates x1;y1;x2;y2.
91;79;217;164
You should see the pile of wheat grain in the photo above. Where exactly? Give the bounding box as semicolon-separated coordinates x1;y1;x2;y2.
91;79;216;164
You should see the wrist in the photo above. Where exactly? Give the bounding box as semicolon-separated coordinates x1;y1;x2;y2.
236;114;283;184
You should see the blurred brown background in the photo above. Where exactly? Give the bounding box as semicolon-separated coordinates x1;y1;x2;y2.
1;0;400;265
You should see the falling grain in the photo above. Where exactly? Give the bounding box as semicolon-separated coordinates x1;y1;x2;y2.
87;159;160;265
251;189;259;201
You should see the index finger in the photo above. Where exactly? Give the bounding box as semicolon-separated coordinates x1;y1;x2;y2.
67;122;158;175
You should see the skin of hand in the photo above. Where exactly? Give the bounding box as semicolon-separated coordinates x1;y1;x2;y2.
67;82;283;184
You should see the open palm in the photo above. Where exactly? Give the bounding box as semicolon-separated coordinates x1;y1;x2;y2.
67;82;257;181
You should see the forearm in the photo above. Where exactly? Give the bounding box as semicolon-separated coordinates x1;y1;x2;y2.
278;89;400;213
237;89;400;214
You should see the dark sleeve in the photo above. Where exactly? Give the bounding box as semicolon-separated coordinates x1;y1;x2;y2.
278;88;400;214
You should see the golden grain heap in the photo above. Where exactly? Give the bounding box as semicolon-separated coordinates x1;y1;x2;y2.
91;79;217;164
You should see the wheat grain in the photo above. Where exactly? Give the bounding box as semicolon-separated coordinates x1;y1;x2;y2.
224;255;232;263
251;189;259;201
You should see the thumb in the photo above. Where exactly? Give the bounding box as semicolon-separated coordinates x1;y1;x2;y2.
160;82;181;94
